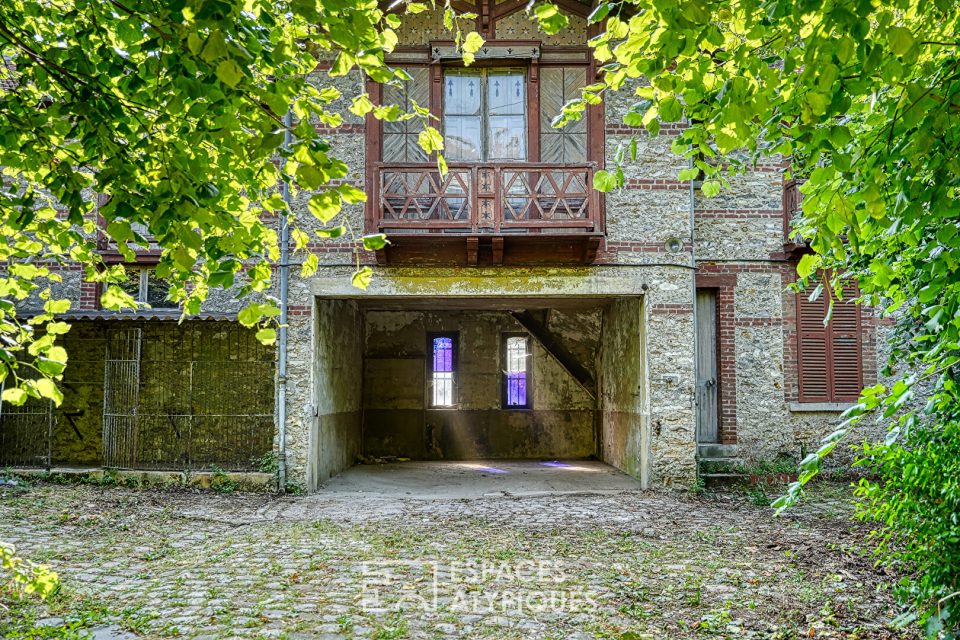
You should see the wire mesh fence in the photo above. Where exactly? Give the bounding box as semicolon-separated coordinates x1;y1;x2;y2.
1;321;275;472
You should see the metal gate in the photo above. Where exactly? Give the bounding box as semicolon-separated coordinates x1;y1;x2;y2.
0;395;53;468
102;327;142;468
101;323;273;471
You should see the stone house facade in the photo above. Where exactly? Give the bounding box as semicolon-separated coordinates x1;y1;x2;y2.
1;1;882;491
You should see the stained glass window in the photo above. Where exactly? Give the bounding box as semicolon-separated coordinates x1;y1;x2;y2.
504;335;530;407
431;335;456;407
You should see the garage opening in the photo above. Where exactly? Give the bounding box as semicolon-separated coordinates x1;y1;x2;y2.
309;297;646;490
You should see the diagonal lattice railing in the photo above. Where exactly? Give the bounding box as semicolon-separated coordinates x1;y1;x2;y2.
375;162;600;233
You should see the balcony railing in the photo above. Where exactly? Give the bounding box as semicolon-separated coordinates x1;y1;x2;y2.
373;162;601;234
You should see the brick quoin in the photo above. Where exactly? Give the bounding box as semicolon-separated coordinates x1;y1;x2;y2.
78;281;100;311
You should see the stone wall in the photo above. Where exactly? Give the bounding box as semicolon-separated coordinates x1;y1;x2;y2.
308;300;363;490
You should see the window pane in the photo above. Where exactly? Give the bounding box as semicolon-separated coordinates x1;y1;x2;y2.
120;269;142;302
383;68;429;162
146;272;177;309
444;115;482;161
505;336;529;407
488;72;525;115
432;336;455;407
444;72;481;116
488;115;526;160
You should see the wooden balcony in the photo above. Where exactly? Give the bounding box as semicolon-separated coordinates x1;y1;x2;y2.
368;162;603;265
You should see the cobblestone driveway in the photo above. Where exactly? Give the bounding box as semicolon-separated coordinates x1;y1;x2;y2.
0;482;908;639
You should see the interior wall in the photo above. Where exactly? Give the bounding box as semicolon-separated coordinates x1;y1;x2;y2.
310;300;363;488
362;309;598;460
598;298;648;485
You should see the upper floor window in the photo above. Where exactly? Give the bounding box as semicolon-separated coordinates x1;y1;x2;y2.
444;69;526;162
429;333;458;407
121;267;176;309
380;62;589;166
796;280;862;403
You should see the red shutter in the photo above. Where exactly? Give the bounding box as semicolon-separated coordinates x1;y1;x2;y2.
830;282;862;401
797;279;863;403
797;288;830;402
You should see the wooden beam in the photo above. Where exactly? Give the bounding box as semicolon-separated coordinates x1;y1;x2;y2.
511;310;596;399
467;236;479;265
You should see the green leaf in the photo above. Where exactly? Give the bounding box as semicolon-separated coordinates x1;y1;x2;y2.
530;3;569;35
888;26;914;56
337;184;367;204
700;180;721;197
362;234;390;251
35;378;63;406
216;60;244;88
351;267;374;290
255;328;277;345
593;170;619;192
418;126;444;154
44;299;71;315
587;2;610;24
462;32;484;55
237;304;265;328
2;387;27;406
350;94;374;117
308;192;342;223
796;254;820;278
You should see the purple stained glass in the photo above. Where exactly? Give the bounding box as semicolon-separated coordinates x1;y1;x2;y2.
432;337;453;372
506;372;527;407
505;336;529;407
432;337;455;406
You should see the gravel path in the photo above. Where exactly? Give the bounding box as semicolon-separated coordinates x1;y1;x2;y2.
0;482;910;639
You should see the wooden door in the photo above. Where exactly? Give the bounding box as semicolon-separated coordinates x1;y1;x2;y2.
696;290;719;443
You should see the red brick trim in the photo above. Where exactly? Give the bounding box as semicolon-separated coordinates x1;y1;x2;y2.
315;123;365;135
78;281;100;310
287;305;313;317
650;303;693;314
695;269;738;444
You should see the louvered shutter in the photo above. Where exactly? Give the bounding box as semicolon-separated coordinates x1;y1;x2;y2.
830;282;862;401
797;279;863;403
797;287;830;402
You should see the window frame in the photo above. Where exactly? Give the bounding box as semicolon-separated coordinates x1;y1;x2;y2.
426;331;459;409
442;67;528;163
120;266;177;310
501;332;533;409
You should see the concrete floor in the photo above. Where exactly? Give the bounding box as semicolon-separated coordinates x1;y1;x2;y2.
318;459;644;498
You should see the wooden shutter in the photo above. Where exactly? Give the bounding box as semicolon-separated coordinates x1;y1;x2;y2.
540;67;587;163
382;67;429;163
796;279;863;403
797;287;830;402
830;282;862;401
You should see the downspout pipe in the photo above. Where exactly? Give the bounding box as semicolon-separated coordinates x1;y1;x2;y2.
277;111;292;491
689;155;700;461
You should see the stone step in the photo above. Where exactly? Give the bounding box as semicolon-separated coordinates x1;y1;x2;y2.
697;443;739;459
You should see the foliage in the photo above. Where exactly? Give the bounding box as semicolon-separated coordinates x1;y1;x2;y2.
529;0;960;632
854;417;960;636
0;0;477;405
1;541;59;607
